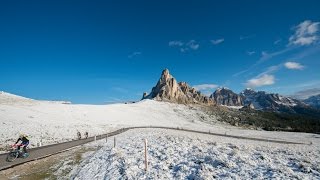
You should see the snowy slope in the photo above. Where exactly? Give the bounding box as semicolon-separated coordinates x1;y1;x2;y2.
1;92;320;179
0;91;34;104
70;128;320;179
0;92;217;150
0;91;317;151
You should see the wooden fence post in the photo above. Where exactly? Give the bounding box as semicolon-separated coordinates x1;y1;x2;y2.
144;139;148;171
114;137;116;148
40;132;43;146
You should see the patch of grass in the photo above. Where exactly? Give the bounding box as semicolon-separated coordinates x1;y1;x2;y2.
20;170;56;180
4;146;97;179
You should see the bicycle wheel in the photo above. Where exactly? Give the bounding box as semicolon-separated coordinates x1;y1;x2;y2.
6;151;19;162
22;153;29;158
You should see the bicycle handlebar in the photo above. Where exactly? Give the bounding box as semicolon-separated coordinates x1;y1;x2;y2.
12;144;25;148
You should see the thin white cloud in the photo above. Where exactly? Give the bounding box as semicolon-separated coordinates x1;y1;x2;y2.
233;47;295;77
246;51;256;55
258;65;282;77
193;84;218;91
274;39;282;45
268;80;320;98
284;61;304;70
180;48;188;53
289;45;320;59
245;74;275;88
232;69;250;77
169;40;199;52
128;51;141;58
211;38;224;45
169;41;184;47
186;40;199;50
258;47;295;63
292;88;320;100
289;20;320;46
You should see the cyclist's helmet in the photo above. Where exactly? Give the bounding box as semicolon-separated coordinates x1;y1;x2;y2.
19;134;25;138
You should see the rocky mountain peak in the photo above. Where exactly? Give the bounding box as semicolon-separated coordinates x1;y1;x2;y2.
159;68;171;83
161;68;170;78
142;69;214;105
210;87;243;106
241;88;256;96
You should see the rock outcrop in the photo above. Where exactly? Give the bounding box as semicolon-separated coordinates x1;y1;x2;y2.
210;87;243;106
142;69;214;105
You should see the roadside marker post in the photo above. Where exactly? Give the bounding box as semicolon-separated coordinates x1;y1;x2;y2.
144;139;148;171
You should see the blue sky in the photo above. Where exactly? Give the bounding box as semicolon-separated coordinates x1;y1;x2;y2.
0;0;320;104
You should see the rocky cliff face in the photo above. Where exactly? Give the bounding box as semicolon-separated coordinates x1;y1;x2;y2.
210;87;243;106
142;69;214;105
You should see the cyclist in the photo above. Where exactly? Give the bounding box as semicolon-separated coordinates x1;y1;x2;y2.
15;134;29;155
77;131;81;140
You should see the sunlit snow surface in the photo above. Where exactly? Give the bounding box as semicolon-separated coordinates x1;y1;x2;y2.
0;92;216;150
71;129;320;179
1;92;320;179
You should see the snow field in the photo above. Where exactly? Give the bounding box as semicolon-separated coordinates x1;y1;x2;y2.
71;129;320;179
0;95;215;151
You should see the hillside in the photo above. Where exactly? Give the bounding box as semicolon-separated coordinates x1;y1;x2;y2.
1;92;320;179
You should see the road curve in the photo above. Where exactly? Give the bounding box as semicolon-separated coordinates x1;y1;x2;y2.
0;126;307;171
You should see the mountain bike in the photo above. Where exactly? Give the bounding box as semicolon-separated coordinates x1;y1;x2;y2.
6;144;29;162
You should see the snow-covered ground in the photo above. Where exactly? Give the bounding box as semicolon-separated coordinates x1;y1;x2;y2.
70;128;320;179
1;91;320;179
0;91;216;150
0;91;317;150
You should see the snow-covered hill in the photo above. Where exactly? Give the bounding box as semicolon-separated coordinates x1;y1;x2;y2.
0;91;34;104
0;91;317;151
1;91;320;179
0;91;218;150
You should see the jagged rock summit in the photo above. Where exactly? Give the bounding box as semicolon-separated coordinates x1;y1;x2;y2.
210;87;243;106
142;69;214;105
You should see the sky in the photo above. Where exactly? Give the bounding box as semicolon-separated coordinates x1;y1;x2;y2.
0;0;320;104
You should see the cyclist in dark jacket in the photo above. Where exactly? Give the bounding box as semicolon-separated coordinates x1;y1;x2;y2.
15;134;29;154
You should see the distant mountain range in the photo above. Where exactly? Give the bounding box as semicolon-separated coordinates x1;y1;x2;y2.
142;69;320;113
303;94;320;109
